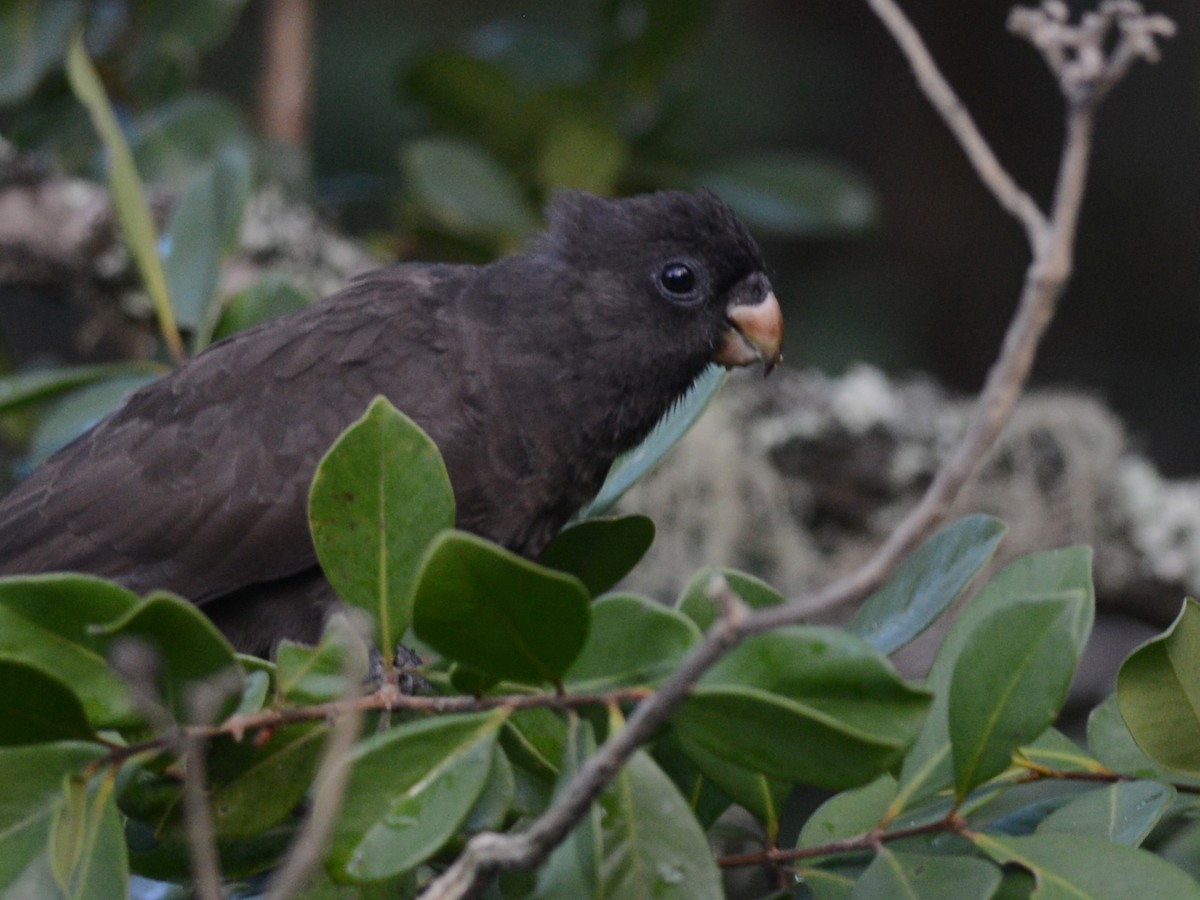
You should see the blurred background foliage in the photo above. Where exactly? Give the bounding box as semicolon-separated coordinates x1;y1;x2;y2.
0;0;1198;477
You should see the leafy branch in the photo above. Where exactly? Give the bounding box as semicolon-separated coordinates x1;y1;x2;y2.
421;2;1176;896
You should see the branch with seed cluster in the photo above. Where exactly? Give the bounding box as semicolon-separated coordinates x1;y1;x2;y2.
405;5;1177;897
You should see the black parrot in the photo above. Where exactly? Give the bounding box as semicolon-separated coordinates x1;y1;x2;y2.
0;189;783;656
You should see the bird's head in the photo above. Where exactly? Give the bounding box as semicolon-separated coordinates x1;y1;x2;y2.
534;189;784;381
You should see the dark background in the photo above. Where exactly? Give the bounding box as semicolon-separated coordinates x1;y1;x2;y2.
196;0;1200;474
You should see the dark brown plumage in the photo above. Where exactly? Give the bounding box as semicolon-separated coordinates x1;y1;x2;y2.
0;189;782;655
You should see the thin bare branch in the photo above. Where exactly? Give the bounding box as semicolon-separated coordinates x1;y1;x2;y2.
415;4;1175;896
864;0;1048;245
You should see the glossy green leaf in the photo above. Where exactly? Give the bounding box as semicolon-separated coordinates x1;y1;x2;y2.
503;707;568;784
0;362;166;414
851;514;1006;655
28;373;161;466
1117;599;1200;774
676;565;784;632
895;547;1094;809
974;832;1200;899
413;530;590;685
401;137;536;238
851;849;1000;900
534;716;601;899
537;115;629;194
695;153;877;236
163;144;252;343
1085;694;1200;785
211;275;314;342
94;591;242;724
538;514;655;597
463;747;515;834
579;365;728;519
0;657;93;745
182;723;328;838
665;723;787;826
275;618;370;706
65;31;183;359
1036;781;1173;846
0;742;109;894
48;772;128;899
949;595;1086;797
0;0;79;103
309;397;455;657
675;626;929;789
328;710;507;881
0;574;141;727
650;731;733;831
564;594;700;691
596;746;723;899
797;775;897;855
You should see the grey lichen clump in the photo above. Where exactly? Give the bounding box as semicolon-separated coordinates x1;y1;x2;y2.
621;364;1200;630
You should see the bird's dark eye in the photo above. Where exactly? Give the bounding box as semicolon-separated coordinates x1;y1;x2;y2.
658;262;698;300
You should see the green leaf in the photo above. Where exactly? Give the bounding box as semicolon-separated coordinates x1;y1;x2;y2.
0;0;80;104
401;53;527;157
676;566;784;633
949;594;1087;797
1086;694;1200;784
1117;598;1200;774
850;514;1006;655
177;723;329;838
538;515;655;597
596;746;723;899
577;365;727;519
93;591;242;724
973;832;1200;899
0;574;141;728
309;397;455;657
534;716;601;899
851;849;1000;900
895;547;1094;809
210;275;314;342
48;772;128;899
275;617;370;706
695;153;878;236
0;742;109;895
0;657;94;745
65;31;183;359
463;746;515;834
674;626;930;789
650;731;733;831
28;373;162;466
1036;781;1173;846
797;775;897;855
666;726;786;826
537;115;629;194
401;137;536;239
328;710;507;881
564;594;699;691
0;363;166;415
602;0;715;90
162;145;252;345
129;93;256;186
412;530;590;685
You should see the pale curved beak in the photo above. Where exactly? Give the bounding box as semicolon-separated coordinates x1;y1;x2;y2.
713;290;784;374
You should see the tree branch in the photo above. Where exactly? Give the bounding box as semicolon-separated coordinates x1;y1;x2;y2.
417;4;1173;896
